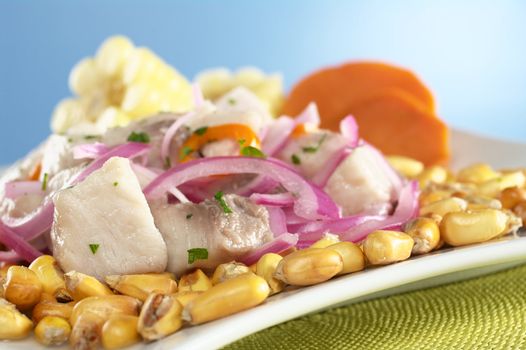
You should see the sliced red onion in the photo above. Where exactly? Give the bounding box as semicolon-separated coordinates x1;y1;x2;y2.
4;181;43;200
0;249;21;263
239;233;298;266
262;103;321;156
0;222;42;262
168;187;190;204
294;180;419;244
295;102;320;126
192;83;205;107
266;206;287;236
261;116;296;155
144;156;340;220
72;142;151;184
340;115;359;147
3;142;151;241
72;142;110;160
131;163;161;183
235;176;281;197
310;147;353;187
160;111;196;165
250;192;294;207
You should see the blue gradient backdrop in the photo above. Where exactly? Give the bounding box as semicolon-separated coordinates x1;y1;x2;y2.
1;0;526;164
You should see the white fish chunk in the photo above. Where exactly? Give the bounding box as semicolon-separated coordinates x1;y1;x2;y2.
150;194;273;276
325;146;397;216
51;157;167;280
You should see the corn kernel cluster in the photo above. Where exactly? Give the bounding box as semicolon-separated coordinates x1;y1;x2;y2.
0;159;524;349
195;67;285;116
51;36;193;134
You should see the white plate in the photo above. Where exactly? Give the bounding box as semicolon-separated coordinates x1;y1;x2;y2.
2;128;526;350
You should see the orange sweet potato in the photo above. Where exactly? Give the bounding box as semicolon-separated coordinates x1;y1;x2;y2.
282;61;435;120
347;89;449;165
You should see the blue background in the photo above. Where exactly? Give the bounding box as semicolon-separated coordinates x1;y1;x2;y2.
1;0;526;165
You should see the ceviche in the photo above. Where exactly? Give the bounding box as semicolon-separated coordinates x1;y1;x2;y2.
0;36;524;350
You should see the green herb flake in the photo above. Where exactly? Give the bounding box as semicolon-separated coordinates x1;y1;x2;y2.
41;173;49;191
291;154;301;165
113;181;119;187
241;146;266;158
187;248;208;264
228;98;236;105
165;157;172;169
89;244;100;255
302;134;327;154
180;146;194;160
238;139;246;146
194;126;208;136
84;135;98;140
127;131;150;143
186;213;193;219
214;191;233;214
67;137;73;143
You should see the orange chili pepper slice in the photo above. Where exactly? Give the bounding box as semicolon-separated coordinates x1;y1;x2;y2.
179;124;261;162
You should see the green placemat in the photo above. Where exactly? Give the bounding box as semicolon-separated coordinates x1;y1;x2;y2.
225;264;526;350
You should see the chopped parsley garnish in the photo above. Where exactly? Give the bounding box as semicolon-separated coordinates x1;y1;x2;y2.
89;244;100;255
291;154;301;165
194;126;208;136
165;157;172;169
127;131;150;143
113;181;119;187
41;173;49;191
302;134;327;153
238;139;246;146
84;135;98;140
241;146;266;158
187;248;208;264
214;191;233;214
186;213;193;219
180;146;194;160
67;137;73;143
228;98;236;105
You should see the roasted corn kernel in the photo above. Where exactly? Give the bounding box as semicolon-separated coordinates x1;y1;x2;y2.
32;299;74;323
457;163;499;184
211;262;251;285
29;255;72;302
500;187;526;209
440;209;509;246
178;269;212;292
403;217;441;255
105;273;177;301
70;311;105;350
173;291;202;308
0;298;33;340
70;295;141;326
183;273;269;325
3;265;43;310
420;197;468;218
478;171;526;197
274;248;343;286
65;271;113;301
256;253;284;294
328;242;365;274
138;293;182;341
417;166;448;188
513;201;526;225
386;155;424;178
310;233;340;248
463;195;502;210
34;315;71;346
101;315;140;349
363;230;414;265
419;190;452;206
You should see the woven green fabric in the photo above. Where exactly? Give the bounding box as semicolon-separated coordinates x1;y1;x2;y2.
225;264;526;350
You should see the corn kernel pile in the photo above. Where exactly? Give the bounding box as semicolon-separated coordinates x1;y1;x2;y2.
1;159;524;348
51;36;193;134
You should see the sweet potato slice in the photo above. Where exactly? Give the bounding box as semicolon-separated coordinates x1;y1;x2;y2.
348;89;449;165
282;61;435;120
